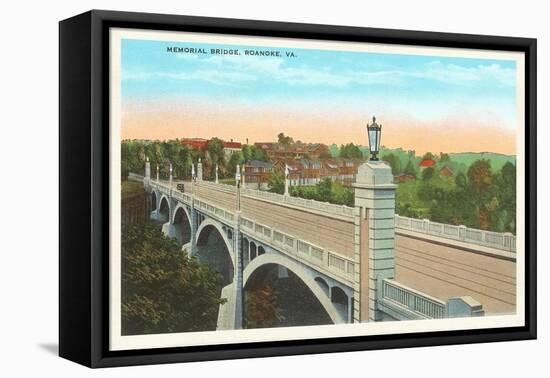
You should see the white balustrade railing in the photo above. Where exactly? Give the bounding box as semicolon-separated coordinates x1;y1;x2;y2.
380;279;447;319
240;216;355;283
394;215;516;253
239;185;354;218
128;172;144;182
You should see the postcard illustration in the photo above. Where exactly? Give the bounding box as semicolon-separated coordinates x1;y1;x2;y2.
111;29;523;350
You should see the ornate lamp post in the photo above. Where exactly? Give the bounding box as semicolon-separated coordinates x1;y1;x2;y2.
235;164;241;188
366;116;382;161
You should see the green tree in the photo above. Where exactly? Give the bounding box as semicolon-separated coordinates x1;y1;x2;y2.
316;178;333;202
454;171;468;188
422;152;435;160
121;222;225;335
227;151;244;178
251;146;269;161
382;152;401;174
244;286;283;329
339;143;363;159
277;132;294;146
403;159;417;177
421;167;435;181
268;171;285;194
331;181;354;206
207;137;225;166
467;159;493;196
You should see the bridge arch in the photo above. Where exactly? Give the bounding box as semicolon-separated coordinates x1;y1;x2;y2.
151;190;158;211
315;277;330;297
195;218;235;286
158;195;171;223
243;253;346;324
172;204;192;246
249;241;257;261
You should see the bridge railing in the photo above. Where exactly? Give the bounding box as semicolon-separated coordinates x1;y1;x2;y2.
394;215;516;253
240;216;355;283
195;198;235;223
380;279;447;319
128;172;144;182
240;185;354;219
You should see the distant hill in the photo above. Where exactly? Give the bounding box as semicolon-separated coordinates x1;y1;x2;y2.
330;144;515;173
448;152;516;172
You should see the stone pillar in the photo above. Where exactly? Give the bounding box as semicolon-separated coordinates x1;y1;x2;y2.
156;164;159;182
447;296;485;317
145;157;151;180
284;164;289;196
191;163;196;182
189;198;197;256
197;158;203;181
353;161;396;322
233;212;244;329
169;163;173;187
235;164;241;210
215;164;219;184
144;157;151;190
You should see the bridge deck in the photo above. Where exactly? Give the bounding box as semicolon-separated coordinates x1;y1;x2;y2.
191;184;355;258
394;234;516;315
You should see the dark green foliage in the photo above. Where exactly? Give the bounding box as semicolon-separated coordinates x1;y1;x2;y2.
242;144;269;162
121;222;226;335
277;132;294;146
339;143;363;159
396;159;516;233
268;171;285;194
421;167;435;181
207;137;225;166
382;152;401;174
290;179;354;207
403;159;417;177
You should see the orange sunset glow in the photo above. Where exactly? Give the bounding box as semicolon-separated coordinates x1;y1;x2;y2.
121;106;516;156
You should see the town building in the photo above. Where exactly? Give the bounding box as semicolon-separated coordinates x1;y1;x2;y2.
223;140;242;159
243;160;273;190
439;165;454;177
300;159;322;185
254;142;330;161
180;137;208;150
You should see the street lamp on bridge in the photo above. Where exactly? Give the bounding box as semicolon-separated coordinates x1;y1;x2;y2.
366;115;382;161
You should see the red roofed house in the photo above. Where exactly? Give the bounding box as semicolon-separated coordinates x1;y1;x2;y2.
181;138;208;150
223;140;242;159
418;158;436;170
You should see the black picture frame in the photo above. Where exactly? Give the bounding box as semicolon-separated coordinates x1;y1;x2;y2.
59;9;537;368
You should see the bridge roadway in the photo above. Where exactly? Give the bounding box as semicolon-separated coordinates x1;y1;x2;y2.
167;179;516;317
394;233;516;315
188;182;355;259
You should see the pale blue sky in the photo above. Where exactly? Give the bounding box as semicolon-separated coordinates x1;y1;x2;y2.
121;38;517;126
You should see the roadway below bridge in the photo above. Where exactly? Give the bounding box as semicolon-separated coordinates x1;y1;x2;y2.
394;233;516;315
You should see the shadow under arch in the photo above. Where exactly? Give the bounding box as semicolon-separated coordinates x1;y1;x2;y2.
243;253;345;326
195;220;234;287
172;204;192;246
151;191;158;211
158;195;170;223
